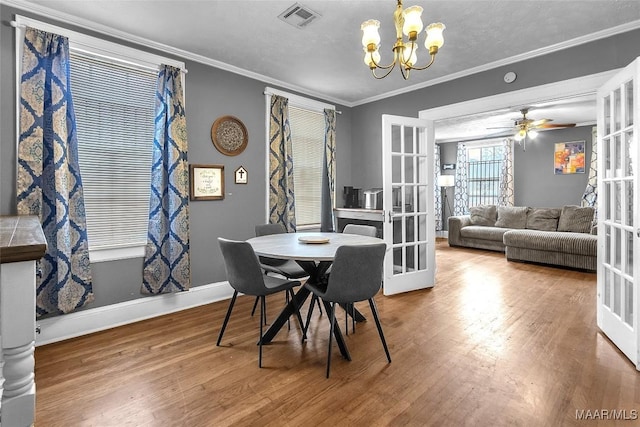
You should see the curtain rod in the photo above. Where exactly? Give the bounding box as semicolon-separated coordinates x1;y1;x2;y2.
9;20;188;74
264;88;342;114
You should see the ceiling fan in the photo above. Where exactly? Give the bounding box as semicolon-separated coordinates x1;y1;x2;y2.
490;108;577;141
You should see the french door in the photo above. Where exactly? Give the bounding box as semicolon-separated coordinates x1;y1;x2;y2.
597;58;639;368
381;115;436;295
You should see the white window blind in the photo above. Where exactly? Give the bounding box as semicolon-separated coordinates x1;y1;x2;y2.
70;51;156;250
289;106;325;226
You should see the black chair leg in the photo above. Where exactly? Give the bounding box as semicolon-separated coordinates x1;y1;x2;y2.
251;296;259;317
259;295;265;368
217;291;238;346
368;298;391;363
286;290;291;330
302;294;317;342
326;302;336;378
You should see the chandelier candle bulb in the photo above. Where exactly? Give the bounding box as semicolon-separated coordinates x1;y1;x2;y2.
402;6;424;39
425;22;445;51
361;20;381;48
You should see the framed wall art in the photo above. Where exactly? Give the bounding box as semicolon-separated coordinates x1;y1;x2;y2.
554;141;585;175
189;164;224;200
234;166;248;184
211;116;248;156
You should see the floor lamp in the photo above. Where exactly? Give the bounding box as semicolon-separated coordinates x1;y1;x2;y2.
437;175;455;230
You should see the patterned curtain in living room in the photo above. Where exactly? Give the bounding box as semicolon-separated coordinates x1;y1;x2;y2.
453;142;469;215
17;27;94;316
496;138;515;206
268;95;297;232
581;127;598;208
142;65;191;295
320;108;336;232
434;144;443;231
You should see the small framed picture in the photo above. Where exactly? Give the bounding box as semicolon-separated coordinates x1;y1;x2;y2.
234;166;248;184
189;164;224;200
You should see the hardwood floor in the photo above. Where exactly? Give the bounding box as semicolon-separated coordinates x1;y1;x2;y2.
34;242;639;426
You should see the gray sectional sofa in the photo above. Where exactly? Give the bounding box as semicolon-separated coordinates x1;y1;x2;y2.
448;205;597;271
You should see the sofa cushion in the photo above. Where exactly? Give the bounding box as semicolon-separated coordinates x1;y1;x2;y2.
503;229;597;257
495;206;529;229
526;208;561;231
460;225;510;242
557;205;595;233
469;205;497;226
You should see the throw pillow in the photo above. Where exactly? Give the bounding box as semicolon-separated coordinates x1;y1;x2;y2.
495;206;529;229
526;208;561;231
469;205;497;226
557;205;595;233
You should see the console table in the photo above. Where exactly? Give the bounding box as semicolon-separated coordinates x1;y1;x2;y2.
0;216;46;427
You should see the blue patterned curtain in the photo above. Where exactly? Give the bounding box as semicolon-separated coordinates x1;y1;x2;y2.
17;27;93;316
497;138;515;206
320;109;336;232
268;95;297;232
142;65;191;294
434;144;443;231
453;142;469;215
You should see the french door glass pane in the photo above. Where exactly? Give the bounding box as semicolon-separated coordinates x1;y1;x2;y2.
418;243;427;270
625;279;633;326
604;270;611;307
614;134;622;177
392;125;402;153
604;136;612;177
604;95;611;135
614;274;621;316
604;224;611;265
625;80;634;127
627;230;635;276
614;87;621;132
615;227;622;270
404;126;415;154
392;247;402;275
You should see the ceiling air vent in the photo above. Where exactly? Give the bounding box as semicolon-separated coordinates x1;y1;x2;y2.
278;3;321;29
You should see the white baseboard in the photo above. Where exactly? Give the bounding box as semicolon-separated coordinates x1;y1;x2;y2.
35;281;234;346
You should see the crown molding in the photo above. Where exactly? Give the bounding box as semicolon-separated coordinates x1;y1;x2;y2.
3;0;639;108
1;0;349;107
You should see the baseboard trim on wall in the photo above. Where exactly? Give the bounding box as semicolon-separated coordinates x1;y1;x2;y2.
35;281;234;346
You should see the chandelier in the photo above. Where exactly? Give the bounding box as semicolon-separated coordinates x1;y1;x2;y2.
361;0;445;80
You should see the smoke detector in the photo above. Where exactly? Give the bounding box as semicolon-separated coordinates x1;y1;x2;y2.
278;3;321;29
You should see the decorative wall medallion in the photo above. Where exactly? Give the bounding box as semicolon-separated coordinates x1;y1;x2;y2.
211;116;248;156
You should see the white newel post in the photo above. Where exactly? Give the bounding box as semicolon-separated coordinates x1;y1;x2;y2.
0;216;46;427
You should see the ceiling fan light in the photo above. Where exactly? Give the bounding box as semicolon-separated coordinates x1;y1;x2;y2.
514;129;526;141
528;129;539;139
402;6;423;39
425;22;445;49
361;20;381;48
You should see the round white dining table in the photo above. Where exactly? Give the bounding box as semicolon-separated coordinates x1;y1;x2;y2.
247;231;385;360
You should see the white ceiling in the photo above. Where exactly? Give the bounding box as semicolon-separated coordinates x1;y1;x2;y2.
9;0;640;139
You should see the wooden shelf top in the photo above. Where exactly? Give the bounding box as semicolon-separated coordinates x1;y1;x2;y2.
1;216;47;264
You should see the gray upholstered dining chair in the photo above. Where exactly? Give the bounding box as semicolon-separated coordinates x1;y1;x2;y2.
305;243;390;378
342;224;378;237
305;223;379;335
252;223;311;323
217;237;304;368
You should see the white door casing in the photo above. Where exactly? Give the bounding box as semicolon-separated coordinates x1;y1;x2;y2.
382;114;436;295
596;57;639;369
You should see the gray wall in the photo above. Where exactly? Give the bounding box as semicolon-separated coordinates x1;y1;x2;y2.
350;29;640;201
0;5;351;311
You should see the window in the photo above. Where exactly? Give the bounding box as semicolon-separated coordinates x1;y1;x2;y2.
288;106;325;226
466;144;504;207
70;52;156;252
264;88;335;228
15;16;185;261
